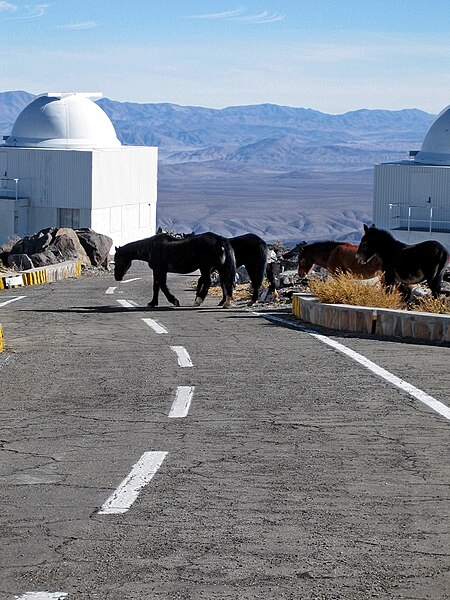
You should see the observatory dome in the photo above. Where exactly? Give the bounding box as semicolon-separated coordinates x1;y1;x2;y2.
4;93;121;149
415;105;450;166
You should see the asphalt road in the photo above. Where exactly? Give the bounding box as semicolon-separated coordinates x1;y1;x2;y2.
0;264;449;600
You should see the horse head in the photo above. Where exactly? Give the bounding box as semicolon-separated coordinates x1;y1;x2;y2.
355;224;378;264
114;246;132;281
297;243;314;277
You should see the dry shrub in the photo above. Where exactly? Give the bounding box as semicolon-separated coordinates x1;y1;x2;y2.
412;295;450;314
1;235;21;253
208;283;253;301
309;271;404;309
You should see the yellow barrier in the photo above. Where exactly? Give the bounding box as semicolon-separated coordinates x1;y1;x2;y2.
24;269;47;286
0;324;3;352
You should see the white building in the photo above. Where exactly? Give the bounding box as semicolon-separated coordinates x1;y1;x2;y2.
373;105;450;249
0;92;158;247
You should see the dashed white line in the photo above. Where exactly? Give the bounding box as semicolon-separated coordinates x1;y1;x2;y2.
121;277;141;284
117;299;137;309
0;296;26;307
15;593;68;599
169;386;195;418
260;313;450;423
170;346;194;367
142;317;168;334
98;451;167;515
105;286;117;294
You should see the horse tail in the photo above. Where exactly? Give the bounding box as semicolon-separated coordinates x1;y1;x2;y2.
255;239;268;288
219;238;236;306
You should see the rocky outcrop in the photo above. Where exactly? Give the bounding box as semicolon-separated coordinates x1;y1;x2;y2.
75;228;113;267
1;227;112;270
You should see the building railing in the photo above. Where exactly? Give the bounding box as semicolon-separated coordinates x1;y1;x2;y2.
0;177;19;201
388;203;450;234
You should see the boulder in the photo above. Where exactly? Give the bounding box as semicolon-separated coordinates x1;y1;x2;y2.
7;253;34;270
75;228;113;267
55;228;91;265
30;251;57;267
11;228;53;255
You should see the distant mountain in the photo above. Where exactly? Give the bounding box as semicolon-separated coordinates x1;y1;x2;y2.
97;99;434;169
0;91;435;170
0;91;437;243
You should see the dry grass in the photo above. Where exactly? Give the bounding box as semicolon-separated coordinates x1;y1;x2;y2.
1;235;21;253
412;295;450;314
208;283;253;301
308;271;404;309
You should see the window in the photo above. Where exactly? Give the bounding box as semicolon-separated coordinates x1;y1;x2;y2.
58;208;80;228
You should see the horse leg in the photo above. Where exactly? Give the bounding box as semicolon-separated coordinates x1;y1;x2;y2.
148;273;160;308
216;266;233;308
195;269;211;306
246;264;263;305
427;274;444;298
157;271;180;307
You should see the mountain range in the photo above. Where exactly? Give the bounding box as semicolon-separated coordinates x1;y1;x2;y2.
0;90;436;243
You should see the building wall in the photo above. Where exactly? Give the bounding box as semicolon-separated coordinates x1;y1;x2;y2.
5;148;93;209
91;146;158;246
0;145;158;247
373;162;450;249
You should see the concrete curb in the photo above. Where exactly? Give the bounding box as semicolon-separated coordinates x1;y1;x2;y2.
292;292;450;343
0;260;81;291
0;260;82;352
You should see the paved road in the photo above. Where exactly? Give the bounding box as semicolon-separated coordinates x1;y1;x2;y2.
0;265;449;600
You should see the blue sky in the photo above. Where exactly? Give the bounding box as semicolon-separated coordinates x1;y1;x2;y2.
1;0;450;113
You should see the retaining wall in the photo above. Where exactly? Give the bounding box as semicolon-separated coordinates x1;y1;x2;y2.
292;293;450;343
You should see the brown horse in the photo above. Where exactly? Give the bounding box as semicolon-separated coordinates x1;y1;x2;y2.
289;241;382;278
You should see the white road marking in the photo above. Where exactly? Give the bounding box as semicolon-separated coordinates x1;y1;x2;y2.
98;451;167;515
121;277;141;284
169;386;195;418
15;593;68;599
142;317;168;334
170;346;194;367
0;355;11;369
260;313;450;422
117;299;137;309
0;296;26;307
105;286;117;294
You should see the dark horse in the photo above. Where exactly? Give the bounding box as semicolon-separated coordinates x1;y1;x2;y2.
285;240;382;278
356;224;449;298
219;234;268;305
114;232;236;308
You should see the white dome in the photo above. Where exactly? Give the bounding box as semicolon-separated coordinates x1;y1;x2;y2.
415;105;450;166
5;93;121;149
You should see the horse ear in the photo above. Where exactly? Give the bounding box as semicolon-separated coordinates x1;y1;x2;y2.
370;223;376;228
363;224;369;233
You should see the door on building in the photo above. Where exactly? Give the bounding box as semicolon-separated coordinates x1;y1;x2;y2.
409;171;432;231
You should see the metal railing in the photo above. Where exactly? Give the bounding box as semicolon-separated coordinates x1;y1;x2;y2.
388;203;450;234
0;177;19;202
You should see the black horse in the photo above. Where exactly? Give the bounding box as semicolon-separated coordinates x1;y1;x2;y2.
114;232;236;308
356;224;449;297
219;233;268;305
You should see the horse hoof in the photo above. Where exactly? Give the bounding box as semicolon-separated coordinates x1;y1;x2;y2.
147;302;157;308
194;297;204;306
173;299;180;307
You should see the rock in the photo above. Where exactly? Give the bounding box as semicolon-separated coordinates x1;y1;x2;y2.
7;253;34;270
55;228;91;265
30;251;57;267
11;228;53;255
75;228;113;267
